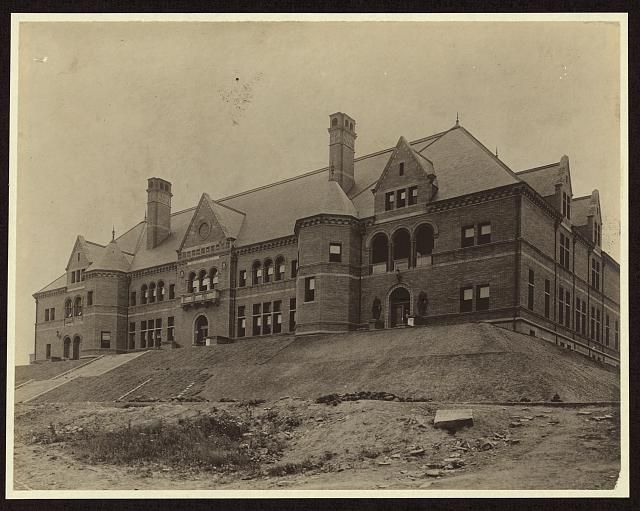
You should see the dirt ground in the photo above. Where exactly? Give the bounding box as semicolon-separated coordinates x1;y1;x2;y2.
12;399;620;492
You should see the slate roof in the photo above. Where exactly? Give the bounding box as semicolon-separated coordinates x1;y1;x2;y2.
87;239;132;272
35;273;67;294
516;162;561;197
571;196;592;227
39;123;539;286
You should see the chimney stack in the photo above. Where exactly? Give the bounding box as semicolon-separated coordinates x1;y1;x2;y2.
328;112;357;194
146;177;172;249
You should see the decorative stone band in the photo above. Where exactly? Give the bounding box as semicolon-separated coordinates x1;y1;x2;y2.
234;235;297;256
294;214;362;235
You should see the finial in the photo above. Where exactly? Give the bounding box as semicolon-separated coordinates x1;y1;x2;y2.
112;225;116;241
455;112;459;126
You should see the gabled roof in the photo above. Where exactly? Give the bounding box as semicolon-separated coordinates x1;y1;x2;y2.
372;136;435;193
516;156;570;198
571;195;591;227
87;239;132;273
205;194;246;240
35;273;67;294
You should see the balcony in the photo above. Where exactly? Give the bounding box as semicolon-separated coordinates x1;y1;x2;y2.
393;259;409;271
181;289;220;308
415;255;432;267
64;314;83;326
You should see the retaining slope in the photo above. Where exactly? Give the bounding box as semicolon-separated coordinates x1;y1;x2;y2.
25;324;619;404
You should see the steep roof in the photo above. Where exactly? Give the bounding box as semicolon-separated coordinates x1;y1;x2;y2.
516;162;561;197
205;195;246;240
87;239;132;273
35;273;67;294
571;196;591;227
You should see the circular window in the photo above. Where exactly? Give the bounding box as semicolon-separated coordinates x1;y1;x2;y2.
198;222;210;239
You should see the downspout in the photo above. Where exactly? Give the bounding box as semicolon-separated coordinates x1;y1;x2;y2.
33;296;38;363
229;242;237;339
601;258;606;355
553;219;559;345
513;194;522;331
357;223;363;329
587;247;592;358
572;236;576;343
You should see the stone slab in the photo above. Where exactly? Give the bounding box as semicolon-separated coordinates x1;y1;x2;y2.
433;409;474;430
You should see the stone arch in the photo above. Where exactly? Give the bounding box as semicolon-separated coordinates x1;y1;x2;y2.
369;232;390;274
193;313;209;346
414;223;436;266
385;284;414;328
63;336;72;359
391;227;411;270
72;335;82;360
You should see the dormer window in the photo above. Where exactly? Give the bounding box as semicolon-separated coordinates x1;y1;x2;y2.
409;186;418;206
397;189;406;208
593;222;601;246
399;162;405;176
385;191;395;211
562;192;571;220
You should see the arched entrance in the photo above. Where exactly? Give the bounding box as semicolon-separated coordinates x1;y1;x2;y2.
194;315;209;346
63;337;71;359
389;287;411;327
72;336;81;360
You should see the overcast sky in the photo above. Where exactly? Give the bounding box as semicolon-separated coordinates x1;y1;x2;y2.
12;19;622;365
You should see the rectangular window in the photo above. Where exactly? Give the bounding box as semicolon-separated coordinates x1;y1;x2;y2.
590;306;595;340
595;309;601;342
476;285;490;311
273;300;282;334
237;306;246;337
399;162;404;176
562;192;571;219
289;298;297;332
565;290;571;328
101;331;111;349
129;322;136;349
460;286;473;313
461;225;475;248
559;233;570;270
168;316;175;342
305;277;315;302
45;309;50;322
558;286;564;325
81;269;85;281
605;314;610;346
397;189;407;208
581;301;587;335
614;320;619;350
169;284;175;299
50;308;55;321
263;309;272;335
291;260;298;279
71;271;76;284
591;259;600;290
478;223;491;244
385;191;395;211
253;304;262;336
544;279;550;318
131;291;136;306
527;269;535;311
408;186;418;205
575;297;581;333
239;270;247;287
329;243;342;263
46;344;51;359
87;291;93;306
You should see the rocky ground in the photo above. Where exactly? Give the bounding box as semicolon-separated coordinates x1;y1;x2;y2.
12;398;620;492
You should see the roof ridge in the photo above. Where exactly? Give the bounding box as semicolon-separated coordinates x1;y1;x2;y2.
456;126;521;181
84;240;106;248
115;221;144;242
209;196;247;216
516;162;560;175
572;195;591;201
171;206;197;217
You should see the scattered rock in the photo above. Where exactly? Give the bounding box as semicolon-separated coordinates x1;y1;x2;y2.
479;439;496;451
377;460;391;466
424;469;443;478
509;422;524;428
419;481;434;488
408;448;425;456
551;394;562;402
577;411;592;416
391;454;401;459
433;409;473;431
443;457;465;468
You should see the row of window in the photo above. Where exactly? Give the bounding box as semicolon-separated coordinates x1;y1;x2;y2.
237;299;296;337
370;224;435;273
132;282;176;306
460;284;490;312
70;269;85;284
187;269;218;293
384;186;419;211
44;307;56;321
240;258;297;287
527;268;618;349
64;294;92;318
461;223;491;248
128;317;175;349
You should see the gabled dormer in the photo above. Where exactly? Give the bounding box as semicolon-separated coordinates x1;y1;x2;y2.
372;136;438;218
65;235;100;287
587;190;603;248
178;193;246;255
554;155;573;224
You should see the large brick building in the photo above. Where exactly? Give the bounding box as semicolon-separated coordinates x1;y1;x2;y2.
32;113;620;366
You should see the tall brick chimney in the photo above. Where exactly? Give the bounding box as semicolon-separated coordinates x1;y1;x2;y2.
328;112;357;194
146;177;172;249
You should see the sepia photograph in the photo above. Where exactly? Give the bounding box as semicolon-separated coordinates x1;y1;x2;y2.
6;13;628;498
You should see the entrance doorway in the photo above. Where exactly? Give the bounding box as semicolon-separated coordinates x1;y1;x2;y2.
63;337;71;359
389;287;411;327
194;315;209;346
72;336;81;360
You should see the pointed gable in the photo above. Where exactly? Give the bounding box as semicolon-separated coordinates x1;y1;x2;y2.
65;235;105;272
87;239;131;273
179;193;246;253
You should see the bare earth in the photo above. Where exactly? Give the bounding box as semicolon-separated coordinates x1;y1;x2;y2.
13;399;620;492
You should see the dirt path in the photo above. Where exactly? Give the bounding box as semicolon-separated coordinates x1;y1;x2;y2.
11;401;620;492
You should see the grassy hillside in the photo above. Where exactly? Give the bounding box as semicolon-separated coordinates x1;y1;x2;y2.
29;323;619;404
15;358;97;386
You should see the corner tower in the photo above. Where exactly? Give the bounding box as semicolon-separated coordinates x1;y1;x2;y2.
146;177;172;249
328;112;357;194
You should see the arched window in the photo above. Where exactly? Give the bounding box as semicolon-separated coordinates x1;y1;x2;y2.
415;224;435;267
198;269;208;291
252;261;262;285
187;272;197;293
332;117;338;127
392;229;411;270
141;284;148;305
275;256;285;281
209;267;219;289
263;259;273;283
149;282;156;303
157;281;165;302
73;296;83;316
64;298;73;318
370;233;389;274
